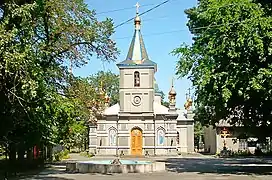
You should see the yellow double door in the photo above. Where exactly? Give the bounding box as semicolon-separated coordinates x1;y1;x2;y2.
130;129;142;156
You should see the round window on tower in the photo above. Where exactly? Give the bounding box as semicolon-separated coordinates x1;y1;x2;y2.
133;96;141;106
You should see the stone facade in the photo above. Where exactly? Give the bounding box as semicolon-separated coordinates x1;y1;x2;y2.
89;11;194;156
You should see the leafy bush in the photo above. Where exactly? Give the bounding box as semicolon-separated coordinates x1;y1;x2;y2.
231;150;252;157
219;149;232;157
54;149;70;161
80;151;94;158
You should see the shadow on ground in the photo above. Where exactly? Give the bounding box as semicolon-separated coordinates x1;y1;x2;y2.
11;163;115;180
18;177;74;180
159;157;272;175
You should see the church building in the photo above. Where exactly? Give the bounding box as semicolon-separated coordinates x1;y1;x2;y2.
89;5;195;156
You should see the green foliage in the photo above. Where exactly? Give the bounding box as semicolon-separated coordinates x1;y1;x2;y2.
161;91;170;107
86;71;119;106
174;0;272;139
80;151;94;158
231;150;252;157
68;70;119;119
0;146;5;159
0;0;117;159
194;121;204;138
54;149;70;161
58;71;119;150
52;96;88;149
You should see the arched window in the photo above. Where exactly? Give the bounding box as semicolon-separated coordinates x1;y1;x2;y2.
134;71;140;87
109;128;117;146
157;129;165;146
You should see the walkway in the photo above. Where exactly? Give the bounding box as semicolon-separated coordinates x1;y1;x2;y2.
14;154;272;180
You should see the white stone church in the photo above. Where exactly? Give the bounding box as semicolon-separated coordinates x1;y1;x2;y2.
89;8;194;156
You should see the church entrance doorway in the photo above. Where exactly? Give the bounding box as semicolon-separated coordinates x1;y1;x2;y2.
130;128;142;156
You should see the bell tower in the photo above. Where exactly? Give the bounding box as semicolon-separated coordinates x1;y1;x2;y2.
117;3;157;117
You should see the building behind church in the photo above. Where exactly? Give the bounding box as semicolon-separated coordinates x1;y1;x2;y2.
204;120;261;154
89;8;194;156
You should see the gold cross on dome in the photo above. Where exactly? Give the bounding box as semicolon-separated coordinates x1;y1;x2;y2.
171;77;174;87
135;2;140;14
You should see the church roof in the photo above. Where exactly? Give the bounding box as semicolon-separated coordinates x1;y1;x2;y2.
154;78;163;96
126;27;149;62
103;104;195;121
103;103;120;116
154;102;169;114
116;12;157;69
103;102;170;116
176;109;193;121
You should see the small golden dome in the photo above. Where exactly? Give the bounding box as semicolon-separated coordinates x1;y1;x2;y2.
134;15;141;25
168;86;176;96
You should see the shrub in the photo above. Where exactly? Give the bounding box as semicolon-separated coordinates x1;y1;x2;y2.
232;150;252;157
53;149;70;161
80;151;94;158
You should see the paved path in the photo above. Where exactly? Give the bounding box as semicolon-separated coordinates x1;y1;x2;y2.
16;154;272;180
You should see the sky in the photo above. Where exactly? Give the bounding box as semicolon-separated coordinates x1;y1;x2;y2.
73;0;197;108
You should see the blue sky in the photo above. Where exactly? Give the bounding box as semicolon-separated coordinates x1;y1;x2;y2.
73;0;197;108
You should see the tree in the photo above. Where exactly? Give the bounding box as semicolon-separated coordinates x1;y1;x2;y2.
61;71;119;150
194;121;204;149
161;91;170;107
0;0;117;163
173;0;272;140
87;71;119;106
68;71;119;120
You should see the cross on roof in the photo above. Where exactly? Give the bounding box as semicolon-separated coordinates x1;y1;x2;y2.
135;2;140;14
171;77;174;87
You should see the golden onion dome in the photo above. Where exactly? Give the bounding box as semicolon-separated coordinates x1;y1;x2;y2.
168;87;177;96
134;15;141;25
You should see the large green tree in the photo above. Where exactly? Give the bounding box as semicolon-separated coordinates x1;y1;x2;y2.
68;71;119;118
58;71;119;150
173;0;272;140
0;0;117;161
87;71;119;106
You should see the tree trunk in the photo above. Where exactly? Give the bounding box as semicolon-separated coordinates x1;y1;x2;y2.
27;147;33;160
18;144;25;162
8;143;17;175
